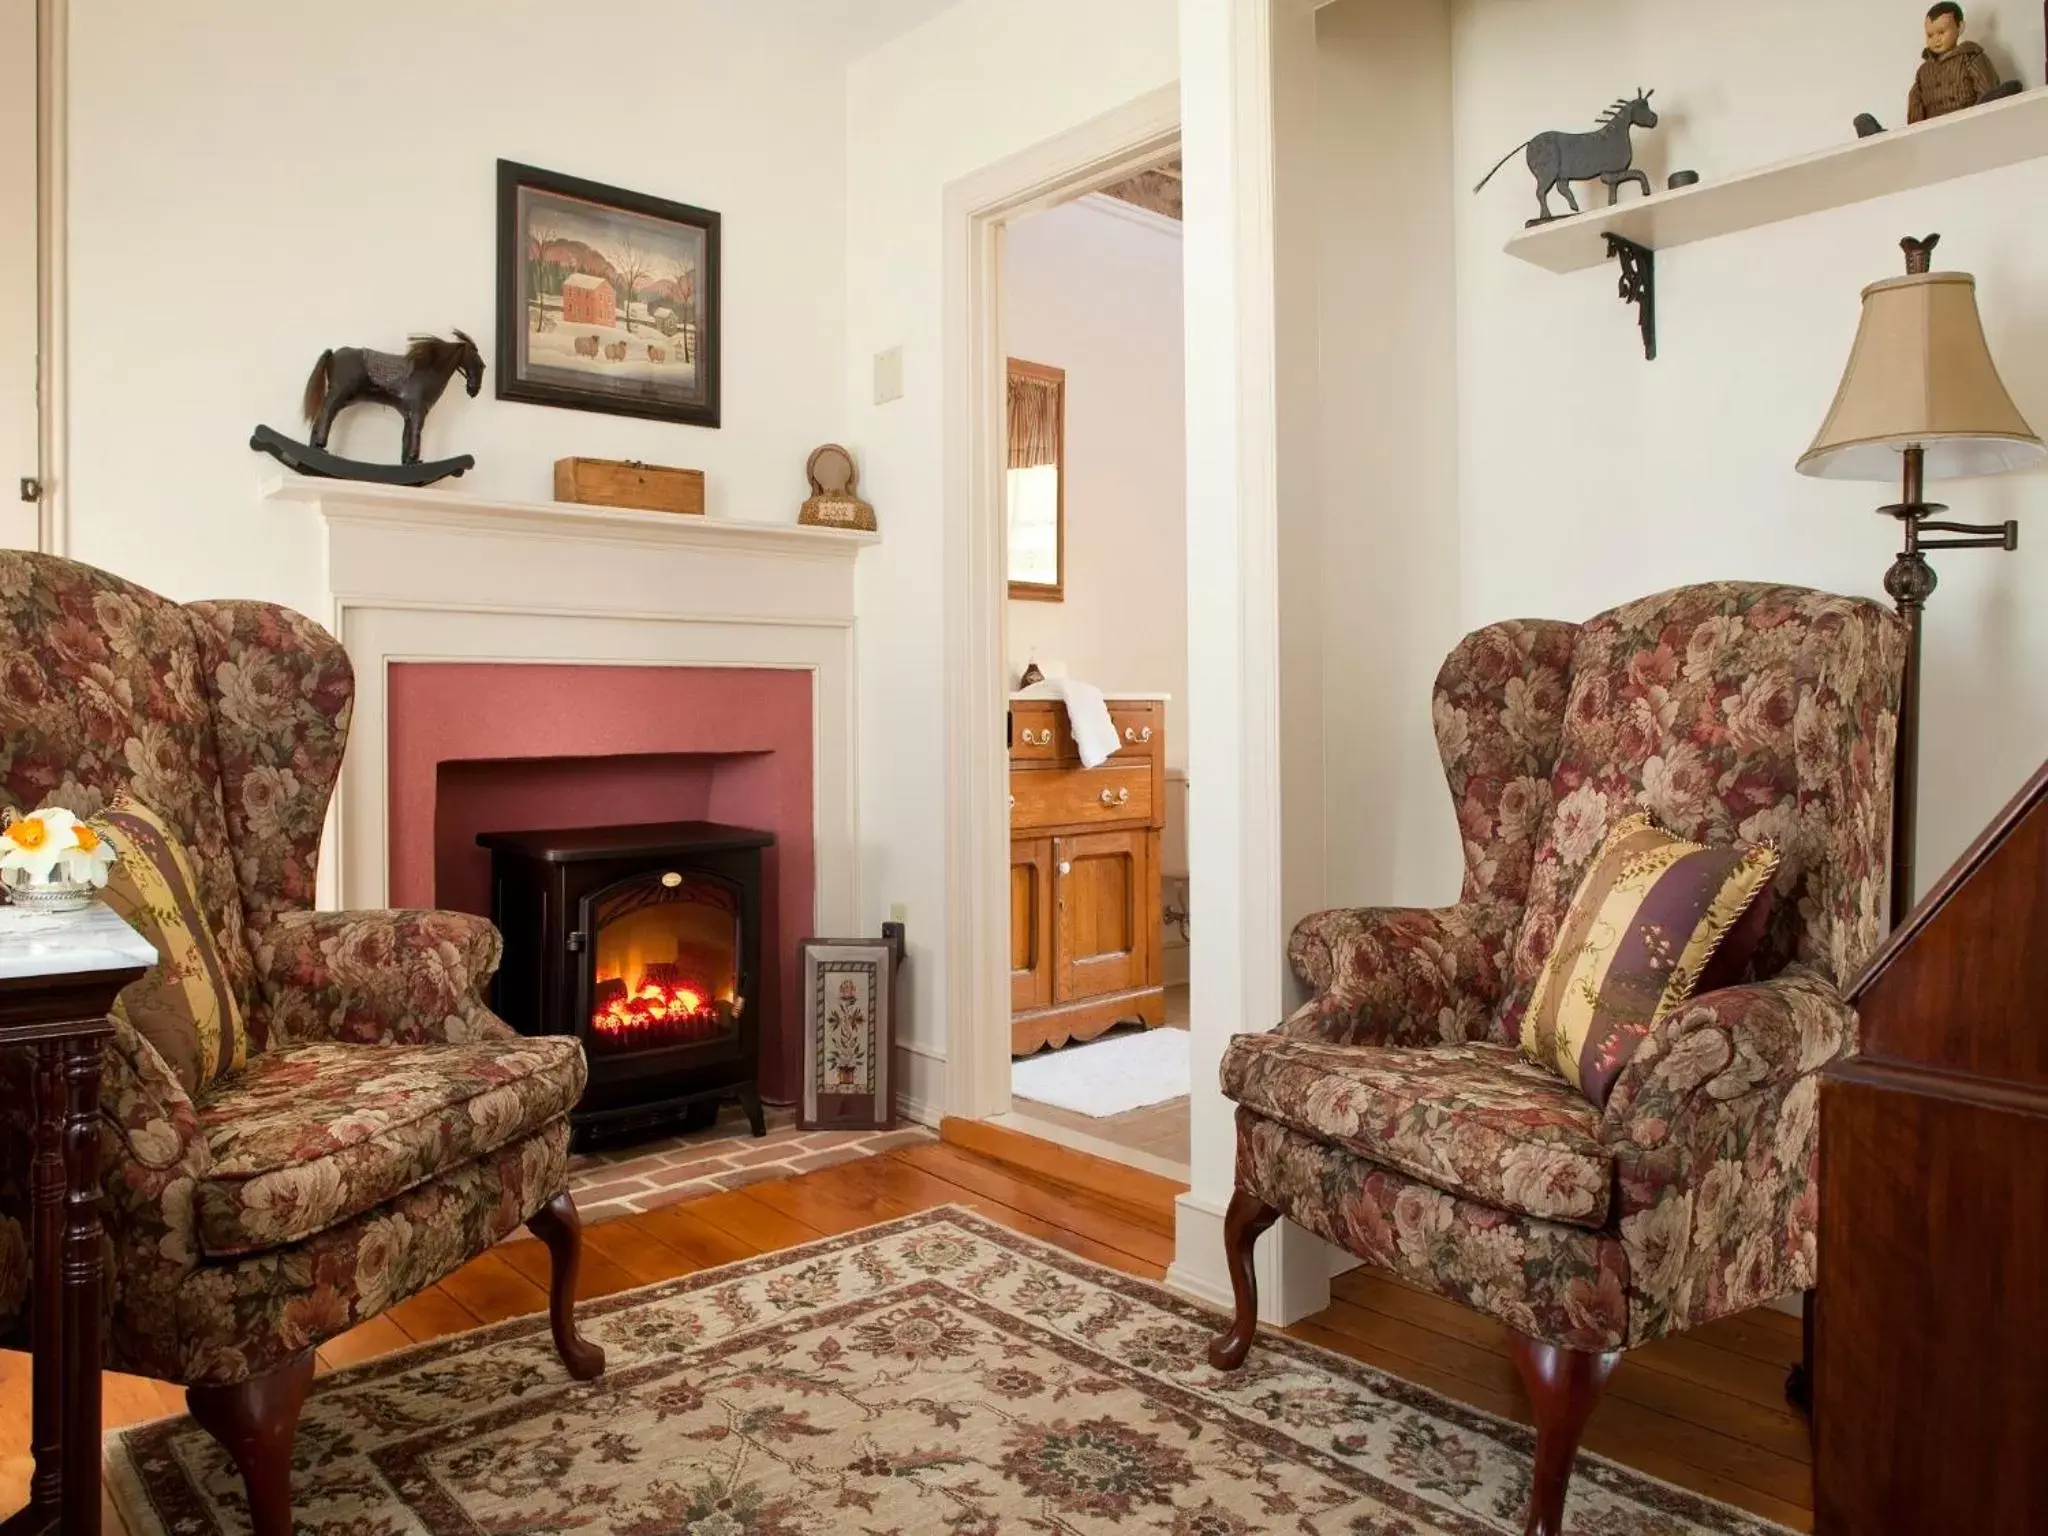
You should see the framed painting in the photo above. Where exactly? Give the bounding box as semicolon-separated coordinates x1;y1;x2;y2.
496;159;721;428
798;926;904;1131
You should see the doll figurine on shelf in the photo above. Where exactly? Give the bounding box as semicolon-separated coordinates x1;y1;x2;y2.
1908;2;2018;122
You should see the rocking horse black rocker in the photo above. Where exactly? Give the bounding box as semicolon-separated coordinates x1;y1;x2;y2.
252;330;485;485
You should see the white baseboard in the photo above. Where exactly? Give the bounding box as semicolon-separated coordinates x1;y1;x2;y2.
1164;1192;1234;1311
893;1044;944;1128
1165;1190;1331;1324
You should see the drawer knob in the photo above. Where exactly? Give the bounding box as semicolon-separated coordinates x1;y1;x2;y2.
1123;725;1154;743
1058;859;1071;875
1007;794;1015;808
1024;727;1051;746
1099;786;1131;806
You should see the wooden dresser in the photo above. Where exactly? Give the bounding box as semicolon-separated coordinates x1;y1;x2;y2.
1008;696;1166;1056
1814;756;2047;1533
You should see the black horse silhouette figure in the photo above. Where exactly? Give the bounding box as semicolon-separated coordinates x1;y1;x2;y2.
1475;90;1659;226
301;331;484;465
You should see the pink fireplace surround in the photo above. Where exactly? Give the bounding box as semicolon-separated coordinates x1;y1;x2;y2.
386;663;815;1101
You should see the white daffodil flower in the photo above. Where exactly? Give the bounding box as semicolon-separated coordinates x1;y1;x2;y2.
61;819;119;887
1;808;115;887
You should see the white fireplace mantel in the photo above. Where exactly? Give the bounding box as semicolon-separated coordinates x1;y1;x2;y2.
264;476;874;952
266;476;877;620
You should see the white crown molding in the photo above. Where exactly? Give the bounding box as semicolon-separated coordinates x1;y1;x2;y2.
263;475;879;560
1075;190;1183;239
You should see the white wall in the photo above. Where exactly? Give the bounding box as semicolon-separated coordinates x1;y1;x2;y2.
844;0;1180;1066
63;1;849;616
1315;0;1462;908
1452;0;2048;898
1002;196;1188;771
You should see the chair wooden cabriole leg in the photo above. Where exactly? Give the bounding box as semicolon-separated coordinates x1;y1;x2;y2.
186;1349;315;1536
1205;1189;1280;1371
527;1190;607;1380
1507;1333;1620;1536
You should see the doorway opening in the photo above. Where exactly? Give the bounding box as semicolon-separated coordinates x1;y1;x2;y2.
990;156;1190;1179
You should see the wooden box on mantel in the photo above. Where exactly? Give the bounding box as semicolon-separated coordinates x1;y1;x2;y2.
553;456;706;516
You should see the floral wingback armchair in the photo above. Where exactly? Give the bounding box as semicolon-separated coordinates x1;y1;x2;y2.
1208;582;1903;1536
0;552;603;1536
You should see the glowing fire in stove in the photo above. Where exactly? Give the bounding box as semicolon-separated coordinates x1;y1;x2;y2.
591;967;732;1048
588;895;740;1052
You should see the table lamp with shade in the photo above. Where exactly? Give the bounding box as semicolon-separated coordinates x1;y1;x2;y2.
1796;233;2044;926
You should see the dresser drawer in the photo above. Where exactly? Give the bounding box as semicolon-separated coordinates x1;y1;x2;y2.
1010;703;1063;765
1108;703;1162;758
1012;764;1154;830
1012;700;1163;765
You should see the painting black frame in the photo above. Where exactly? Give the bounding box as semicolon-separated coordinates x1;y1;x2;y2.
495;159;722;429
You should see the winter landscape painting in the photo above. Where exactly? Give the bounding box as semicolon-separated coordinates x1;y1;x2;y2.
496;160;721;427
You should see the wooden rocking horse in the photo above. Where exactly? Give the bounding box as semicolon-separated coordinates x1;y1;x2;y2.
251;330;484;486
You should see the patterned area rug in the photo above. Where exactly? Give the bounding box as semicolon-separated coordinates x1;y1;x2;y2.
107;1208;1789;1535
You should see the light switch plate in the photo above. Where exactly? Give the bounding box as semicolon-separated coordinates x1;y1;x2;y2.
873;346;904;404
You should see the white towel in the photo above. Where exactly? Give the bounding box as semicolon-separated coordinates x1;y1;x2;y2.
1016;678;1119;768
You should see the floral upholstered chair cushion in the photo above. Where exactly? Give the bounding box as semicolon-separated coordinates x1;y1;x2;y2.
1220;1037;1613;1226
1518;812;1778;1106
192;1034;586;1256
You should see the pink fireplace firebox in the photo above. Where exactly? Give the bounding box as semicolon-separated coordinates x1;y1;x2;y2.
386;663;815;1103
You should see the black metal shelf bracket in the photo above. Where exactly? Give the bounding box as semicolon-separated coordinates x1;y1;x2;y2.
1605;234;1656;360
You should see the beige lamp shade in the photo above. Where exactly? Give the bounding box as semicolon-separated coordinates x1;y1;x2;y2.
1797;271;2044;482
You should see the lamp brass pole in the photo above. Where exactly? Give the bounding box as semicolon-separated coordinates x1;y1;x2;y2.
1877;440;2017;926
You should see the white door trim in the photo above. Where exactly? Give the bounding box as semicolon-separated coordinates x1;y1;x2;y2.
35;0;68;554
938;84;1181;1124
1161;0;1333;1322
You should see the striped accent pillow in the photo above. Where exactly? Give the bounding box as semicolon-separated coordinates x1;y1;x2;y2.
91;797;250;1096
1521;812;1778;1106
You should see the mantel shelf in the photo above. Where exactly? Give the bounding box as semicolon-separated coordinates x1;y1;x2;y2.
263;474;880;556
1505;87;2048;274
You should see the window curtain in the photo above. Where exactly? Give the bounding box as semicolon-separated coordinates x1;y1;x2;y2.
1007;370;1063;470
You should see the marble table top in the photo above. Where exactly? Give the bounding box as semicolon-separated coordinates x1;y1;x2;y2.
0;902;157;981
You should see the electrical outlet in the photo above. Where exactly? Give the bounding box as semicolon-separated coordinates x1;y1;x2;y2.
888;902;908;924
873;346;904;404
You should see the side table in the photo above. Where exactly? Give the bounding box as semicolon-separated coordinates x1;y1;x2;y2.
0;905;154;1536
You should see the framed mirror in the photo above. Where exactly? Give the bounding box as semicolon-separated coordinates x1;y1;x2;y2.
1005;358;1065;601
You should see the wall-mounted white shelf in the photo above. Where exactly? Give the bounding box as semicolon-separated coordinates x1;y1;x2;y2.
1506;87;2048;274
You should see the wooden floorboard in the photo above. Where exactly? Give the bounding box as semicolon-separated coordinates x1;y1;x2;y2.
64;1139;1812;1533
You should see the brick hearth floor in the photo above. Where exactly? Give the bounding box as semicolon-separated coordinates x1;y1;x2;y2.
563;1105;934;1225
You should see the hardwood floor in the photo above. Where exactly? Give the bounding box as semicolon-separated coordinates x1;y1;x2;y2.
18;1136;1811;1533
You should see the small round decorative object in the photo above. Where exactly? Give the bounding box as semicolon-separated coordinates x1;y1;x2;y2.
1666;170;1700;189
799;443;876;532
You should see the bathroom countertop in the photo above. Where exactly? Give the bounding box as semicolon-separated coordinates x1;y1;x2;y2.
1008;689;1172;702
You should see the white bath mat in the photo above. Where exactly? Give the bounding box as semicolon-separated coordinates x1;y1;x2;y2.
1011;1026;1190;1117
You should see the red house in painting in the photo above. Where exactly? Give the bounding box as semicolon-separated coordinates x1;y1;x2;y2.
561;272;615;327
